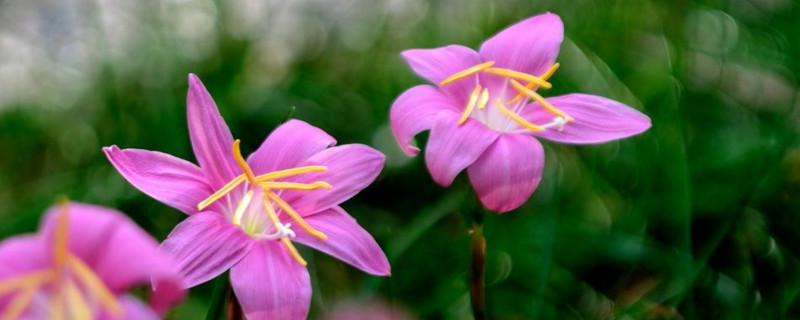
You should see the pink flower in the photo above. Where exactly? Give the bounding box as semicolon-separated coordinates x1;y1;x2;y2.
390;13;652;213
104;74;390;319
0;201;184;319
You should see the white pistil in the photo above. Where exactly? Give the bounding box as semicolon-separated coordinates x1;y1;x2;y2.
260;223;296;240
540;116;568;132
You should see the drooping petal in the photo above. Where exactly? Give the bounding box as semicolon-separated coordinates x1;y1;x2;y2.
230;241;311;320
479;13;563;78
247;119;336;175
103;146;213;215
187;74;240;187
160;211;254;288
522;94;651;144
467;134;545;213
389;85;461;156
401;45;483;104
425;111;500;187
294;206;390;276
280;144;385;216
39;203;186;313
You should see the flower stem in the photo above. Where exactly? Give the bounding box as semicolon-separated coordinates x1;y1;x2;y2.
470;209;486;320
228;288;243;320
206;273;231;320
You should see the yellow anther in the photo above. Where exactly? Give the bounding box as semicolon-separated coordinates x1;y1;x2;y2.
260;181;332;191
233;190;254;227
0;270;54;296
233;140;257;185
2;285;37;320
266;192;328;241
261;192;307;266
459;85;482;125
198;175;247;211
507;63;560;104
509;80;572;120
253;166;328;183
68;255;124;318
484;67;552;89
477;88;490;110
440;61;495;86
494;99;545;132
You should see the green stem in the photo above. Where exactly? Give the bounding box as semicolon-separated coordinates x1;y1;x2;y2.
206;273;231;320
470;209;486;320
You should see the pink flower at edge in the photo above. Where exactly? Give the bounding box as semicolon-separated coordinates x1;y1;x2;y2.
0;201;185;319
390;12;652;213
103;74;391;320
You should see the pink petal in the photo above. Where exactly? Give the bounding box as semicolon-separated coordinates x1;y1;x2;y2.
425;111;501;187
389;85;460;156
0;235;46;309
0;235;46;279
467;134;545;213
230;241;311;320
280;144;385;216
160;211;254;288
293;206;390;276
101;296;159;320
247;119;336;175
103;146;212;215
40;203;186;313
187;74;240;187
522;94;652;144
479;13;563;77
401;45;483;105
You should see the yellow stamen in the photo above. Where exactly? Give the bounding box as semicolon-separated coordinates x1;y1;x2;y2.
54;200;70;272
477;88;490;110
2;285;37;320
260;181;332;191
439;61;495;86
198;175;246;211
261;192;307;266
233;140;257;184
507;63;560;104
509;80;572;120
51;291;65;320
64;280;91;320
280;238;307;266
265;192;328;241
458;85;481;125
0;270;54;296
233;190;254;227
68;255;123;318
494;99;545;132
253;166;328;182
484;67;552;89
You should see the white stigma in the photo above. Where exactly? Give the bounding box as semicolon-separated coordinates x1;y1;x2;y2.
261;223;296;240
540;116;567;132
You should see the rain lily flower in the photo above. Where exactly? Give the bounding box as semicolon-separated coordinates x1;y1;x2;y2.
104;74;390;319
0;201;184;320
390;13;651;213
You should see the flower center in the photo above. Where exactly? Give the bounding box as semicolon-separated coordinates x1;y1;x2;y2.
196;140;332;266
440;61;573;132
0;201;124;320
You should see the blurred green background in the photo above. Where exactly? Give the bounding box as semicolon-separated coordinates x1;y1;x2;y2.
1;0;799;319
